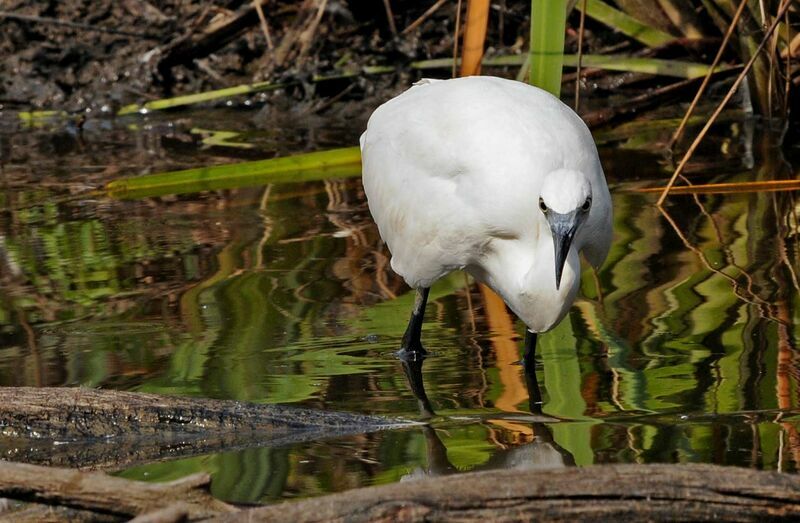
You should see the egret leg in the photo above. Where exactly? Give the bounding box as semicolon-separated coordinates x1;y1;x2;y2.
399;287;430;358
524;355;544;415
522;329;538;370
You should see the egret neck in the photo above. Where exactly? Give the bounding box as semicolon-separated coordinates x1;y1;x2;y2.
469;228;581;334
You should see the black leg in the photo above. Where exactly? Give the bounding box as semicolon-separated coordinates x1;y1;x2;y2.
400;356;435;418
522;330;543;414
524;357;544;415
399;287;429;358
522;329;537;369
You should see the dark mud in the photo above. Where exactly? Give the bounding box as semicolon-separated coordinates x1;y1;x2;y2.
1;0;531;111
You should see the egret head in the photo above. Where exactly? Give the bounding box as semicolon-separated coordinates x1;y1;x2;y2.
538;170;593;290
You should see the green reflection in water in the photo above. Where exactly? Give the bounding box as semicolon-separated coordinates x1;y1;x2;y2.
0;113;798;504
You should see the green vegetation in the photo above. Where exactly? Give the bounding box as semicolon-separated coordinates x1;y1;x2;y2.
529;0;569;96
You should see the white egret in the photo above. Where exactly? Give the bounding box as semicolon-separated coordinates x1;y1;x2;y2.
360;76;612;367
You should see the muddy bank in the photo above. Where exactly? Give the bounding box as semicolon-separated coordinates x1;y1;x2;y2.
1;0;520;112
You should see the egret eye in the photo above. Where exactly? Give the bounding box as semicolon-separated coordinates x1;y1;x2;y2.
539;198;548;213
581;198;591;212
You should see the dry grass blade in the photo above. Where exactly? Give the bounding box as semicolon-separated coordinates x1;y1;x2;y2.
669;0;748;150
638;179;800;195
656;0;793;207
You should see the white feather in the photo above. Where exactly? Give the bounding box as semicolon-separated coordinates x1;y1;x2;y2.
361;76;612;333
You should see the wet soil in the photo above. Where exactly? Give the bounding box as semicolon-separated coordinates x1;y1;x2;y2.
1;0;529;112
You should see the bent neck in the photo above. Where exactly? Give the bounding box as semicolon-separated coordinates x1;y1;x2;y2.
475;235;581;333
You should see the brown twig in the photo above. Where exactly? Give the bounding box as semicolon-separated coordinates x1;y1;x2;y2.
297;0;329;61
402;0;449;35
252;0;274;49
668;0;748;151
382;0;398;37
656;0;793;207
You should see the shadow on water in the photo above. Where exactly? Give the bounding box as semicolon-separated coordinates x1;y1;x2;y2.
0;105;799;502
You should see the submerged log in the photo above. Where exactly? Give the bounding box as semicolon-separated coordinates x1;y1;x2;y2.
214;463;800;522
0;387;413;470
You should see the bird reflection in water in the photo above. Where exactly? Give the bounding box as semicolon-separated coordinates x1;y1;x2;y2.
399;355;574;479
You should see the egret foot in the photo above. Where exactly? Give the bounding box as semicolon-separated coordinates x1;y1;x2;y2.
397;287;430;359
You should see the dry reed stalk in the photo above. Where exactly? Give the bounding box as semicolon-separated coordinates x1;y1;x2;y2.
639;178;800;195
402;0;449;35
252;0;273;49
453;0;463;77
656;0;793;206
669;0;748;151
297;0;328;60
460;0;491;76
382;0;398;37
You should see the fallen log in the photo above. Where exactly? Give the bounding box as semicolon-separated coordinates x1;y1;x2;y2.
0;387;413;470
0;461;235;521
2;460;800;521
212;463;800;522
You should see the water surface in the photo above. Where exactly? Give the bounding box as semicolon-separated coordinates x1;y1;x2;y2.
0;106;798;503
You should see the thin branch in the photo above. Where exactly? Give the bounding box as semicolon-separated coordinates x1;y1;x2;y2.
669;0;748;150
402;0;449;35
252;0;274;49
656;0;793;207
382;0;398;37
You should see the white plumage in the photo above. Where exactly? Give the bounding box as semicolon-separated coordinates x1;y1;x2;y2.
360;76;611;349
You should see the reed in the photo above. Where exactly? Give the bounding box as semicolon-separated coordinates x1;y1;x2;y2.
105;147;361;199
528;0;568;96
